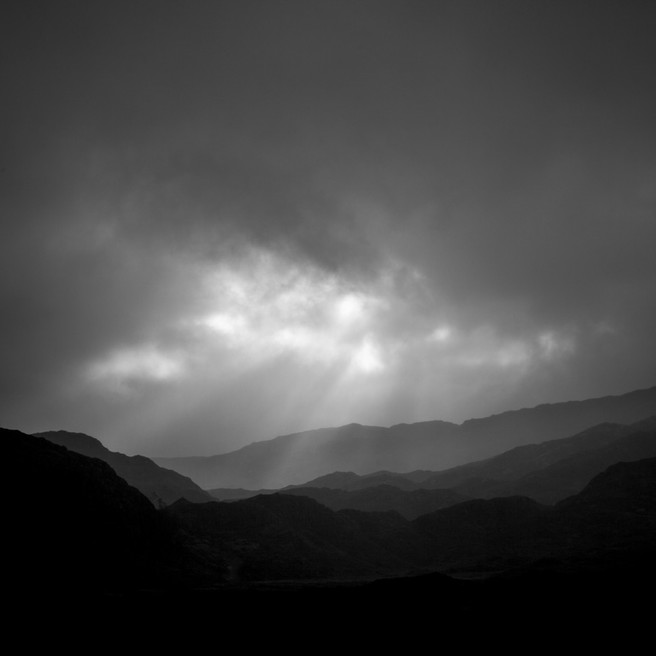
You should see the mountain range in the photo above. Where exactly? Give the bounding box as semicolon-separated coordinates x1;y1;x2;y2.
5;394;656;626
167;447;656;580
206;418;656;512
4;427;185;593
256;485;470;520
35;430;212;506
10;419;656;585
155;385;656;488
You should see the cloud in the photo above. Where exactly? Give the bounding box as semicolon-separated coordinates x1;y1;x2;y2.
86;345;187;390
1;1;656;454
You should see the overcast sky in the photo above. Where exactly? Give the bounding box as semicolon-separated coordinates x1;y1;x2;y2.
2;1;655;456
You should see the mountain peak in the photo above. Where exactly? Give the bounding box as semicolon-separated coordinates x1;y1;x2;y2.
34;430;107;457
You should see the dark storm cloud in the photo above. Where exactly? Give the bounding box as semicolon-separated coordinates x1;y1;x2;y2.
1;1;655;453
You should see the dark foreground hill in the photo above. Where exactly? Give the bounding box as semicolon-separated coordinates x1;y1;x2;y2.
278;485;469;519
7;422;656;632
155;385;656;488
165;493;426;581
208;480;468;518
35;430;211;506
3;427;187;593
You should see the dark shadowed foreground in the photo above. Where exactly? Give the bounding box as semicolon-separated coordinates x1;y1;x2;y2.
5;423;656;640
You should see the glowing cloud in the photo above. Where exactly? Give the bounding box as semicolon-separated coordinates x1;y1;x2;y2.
191;250;390;373
349;337;384;374
87;346;185;388
78;246;590;451
429;326;452;343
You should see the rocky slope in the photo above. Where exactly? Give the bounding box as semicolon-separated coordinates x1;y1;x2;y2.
36;430;212;506
4;427;184;592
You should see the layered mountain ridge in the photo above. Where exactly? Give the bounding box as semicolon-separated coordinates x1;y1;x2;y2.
5;406;656;622
35;430;212;506
156;385;656;488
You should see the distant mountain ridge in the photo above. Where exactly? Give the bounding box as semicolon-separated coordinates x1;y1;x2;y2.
209;418;656;507
35;430;212;506
490;420;656;502
156;386;656;489
279;485;470;519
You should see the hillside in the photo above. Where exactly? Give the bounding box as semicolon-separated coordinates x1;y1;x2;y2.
155;386;656;488
3;427;184;593
428;418;656;503
165;493;426;581
8;420;656;621
280;484;469;519
168;454;656;581
36;430;212;506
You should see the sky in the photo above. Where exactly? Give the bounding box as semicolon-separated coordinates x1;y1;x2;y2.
1;0;655;456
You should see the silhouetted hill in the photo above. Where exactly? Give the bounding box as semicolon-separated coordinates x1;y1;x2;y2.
206;487;278;501
289;470;424;491
164;493;425;581
414;421;631;498
172;454;656;581
155;386;656;488
558;456;656;515
545;456;656;564
36;430;212;506
3;427;185;593
272;417;656;506
471;421;656;503
292;471;365;489
10;417;656;613
420;422;628;489
414;496;558;571
207;470;427;501
281;484;469;519
413;454;656;573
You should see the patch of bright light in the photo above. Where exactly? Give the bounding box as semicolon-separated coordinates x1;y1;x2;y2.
193;251;390;372
496;343;531;367
537;331;576;359
350;338;384;374
333;294;365;327
429;326;452;342
87;346;184;386
200;312;247;336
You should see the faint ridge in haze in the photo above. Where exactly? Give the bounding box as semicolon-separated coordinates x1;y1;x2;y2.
155;385;656;489
208;418;656;508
